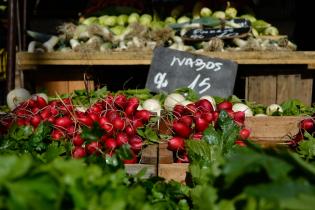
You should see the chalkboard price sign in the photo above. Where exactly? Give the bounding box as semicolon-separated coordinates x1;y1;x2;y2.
183;18;251;41
146;47;238;97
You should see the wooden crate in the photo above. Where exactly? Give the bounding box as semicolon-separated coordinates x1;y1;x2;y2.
244;116;305;142
158;163;189;183
124;144;159;177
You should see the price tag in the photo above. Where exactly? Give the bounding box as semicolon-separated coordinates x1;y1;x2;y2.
145;47;238;97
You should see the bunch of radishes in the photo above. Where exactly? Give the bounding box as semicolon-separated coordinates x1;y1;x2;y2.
1;92;156;163
288;117;315;148
164;94;251;163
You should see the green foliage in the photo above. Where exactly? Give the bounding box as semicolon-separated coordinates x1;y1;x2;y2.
281;99;315;116
297;132;315;160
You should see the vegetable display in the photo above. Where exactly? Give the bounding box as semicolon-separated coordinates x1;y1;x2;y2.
26;1;296;53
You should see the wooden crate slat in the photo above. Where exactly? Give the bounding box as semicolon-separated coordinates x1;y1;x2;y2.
158;163;189;183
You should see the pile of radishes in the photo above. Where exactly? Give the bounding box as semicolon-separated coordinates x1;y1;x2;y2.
288;117;315;148
162;93;251;163
1;88;157;163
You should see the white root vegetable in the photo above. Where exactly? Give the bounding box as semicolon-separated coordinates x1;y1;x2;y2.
266;104;283;116
33;93;48;103
27;41;43;53
7;88;31;110
200;95;216;110
143;98;162;116
180;100;193;106
232;103;253;117
43;36;59;52
164;93;185;111
255;113;268;117
70;39;80;49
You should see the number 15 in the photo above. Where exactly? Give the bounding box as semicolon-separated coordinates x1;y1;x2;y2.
188;74;211;94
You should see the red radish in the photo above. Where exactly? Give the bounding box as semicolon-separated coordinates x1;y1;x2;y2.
28;99;37;108
88;113;99;122
195;117;209;132
62;98;72;105
212;111;219;123
135;110;151;123
173;104;185;117
173;121;191;138
235;140;246;147
106;110;120;122
88;104;102;113
167;136;185;151
192;132;203;140
132;119;144;129
54;116;73;128
17;118;26;126
66;126;75;136
217;101;233;111
233;111;245;124
202;112;213;123
127;97;139;106
51;129;64;140
31;107;40;114
300;119;314;132
179;115;193;127
86;141;102;155
185;103;197;115
47;116;55;124
77;116;93;127
125;103;139;116
40;108;51;120
194;110;203;118
123;150;138;164
114;94;127;109
129;135;143;152
99;117;113;134
176;153;189;163
72;134;84;146
36;96;47;108
116;132;129;147
196;99;214;112
72;147;86;159
50;107;59;116
112;117;125;130
30;115;42;128
104;138;117;150
125;125;135;137
239;128;251;140
226;109;234;118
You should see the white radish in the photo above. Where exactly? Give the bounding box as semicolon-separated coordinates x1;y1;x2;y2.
266;104;283;116
143;98;161;116
7;88;31;110
164;93;185;111
33;93;48;103
180;100;193;106
232;103;253;117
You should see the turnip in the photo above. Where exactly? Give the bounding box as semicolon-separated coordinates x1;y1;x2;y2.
142;98;161;116
232;103;253;117
7;88;31;110
266;104;283;116
164;93;185;111
167;136;185;151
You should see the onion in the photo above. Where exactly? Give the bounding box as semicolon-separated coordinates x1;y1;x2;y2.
7;88;31;110
164;93;185;111
232;103;253;117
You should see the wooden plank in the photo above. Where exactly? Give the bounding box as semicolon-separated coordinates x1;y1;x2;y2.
16;51;315;68
246;75;277;105
39;81;69;96
125;164;157;178
158;163;189;183
140;144;158;164
158;143;174;164
244;116;305;141
277;74;313;105
68;80;94;94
